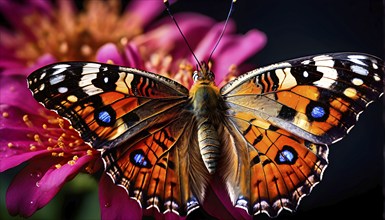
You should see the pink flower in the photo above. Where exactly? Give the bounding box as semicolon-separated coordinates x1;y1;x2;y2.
0;0;267;219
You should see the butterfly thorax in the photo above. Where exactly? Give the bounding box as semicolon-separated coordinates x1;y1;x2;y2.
190;74;226;174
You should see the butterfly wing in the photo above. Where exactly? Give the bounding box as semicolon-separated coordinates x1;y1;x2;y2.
28;62;207;215
220;53;384;216
28;62;189;148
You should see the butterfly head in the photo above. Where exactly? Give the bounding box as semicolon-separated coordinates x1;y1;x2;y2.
193;61;215;83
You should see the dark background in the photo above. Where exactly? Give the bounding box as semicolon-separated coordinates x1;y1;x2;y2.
1;0;383;220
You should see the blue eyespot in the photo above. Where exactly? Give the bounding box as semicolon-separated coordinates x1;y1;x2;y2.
133;153;147;166
279;150;294;163
98;111;111;123
311;106;325;119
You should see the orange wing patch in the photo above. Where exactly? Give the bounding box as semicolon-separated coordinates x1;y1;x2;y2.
228;114;328;217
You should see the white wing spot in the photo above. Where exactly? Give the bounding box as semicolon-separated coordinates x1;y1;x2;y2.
314;62;338;88
313;55;332;61
347;55;368;66
39;83;45;91
301;60;311;65
79;74;97;87
84;63;101;68
350;65;369;76
104;76;109;83
303;71;309;78
58;87;68;93
351;78;363;86
67;95;78;102
343;87;357;98
52;64;70;69
39;72;46;80
372;63;378;69
373;74;381;82
347;55;367;60
52;68;66;76
49;74;65;85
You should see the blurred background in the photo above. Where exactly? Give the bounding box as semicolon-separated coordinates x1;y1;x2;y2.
1;0;383;219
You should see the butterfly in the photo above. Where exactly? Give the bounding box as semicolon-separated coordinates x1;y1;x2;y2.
27;52;384;217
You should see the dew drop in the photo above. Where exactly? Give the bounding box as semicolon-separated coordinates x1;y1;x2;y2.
35;181;40;188
30;200;35;205
104;202;111;208
30;171;42;178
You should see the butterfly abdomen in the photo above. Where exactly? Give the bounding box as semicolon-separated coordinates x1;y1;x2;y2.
190;81;225;174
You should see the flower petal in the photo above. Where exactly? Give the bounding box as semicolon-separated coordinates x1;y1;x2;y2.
0;75;43;111
6;155;93;217
212;29;267;84
0;0;53;34
96;43;125;65
126;0;166;27
99;173;142;220
0;149;49;172
124;43;144;69
204;178;251;219
0;54;56;76
193;21;266;84
134;13;215;55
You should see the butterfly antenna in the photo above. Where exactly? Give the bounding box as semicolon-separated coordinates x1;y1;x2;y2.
164;0;203;71
208;0;236;64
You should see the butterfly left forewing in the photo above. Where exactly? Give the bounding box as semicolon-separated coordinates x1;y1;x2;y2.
28;62;189;148
221;53;383;216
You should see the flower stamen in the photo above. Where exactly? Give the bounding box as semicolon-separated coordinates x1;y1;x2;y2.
23;114;33;127
29;145;37;151
67;160;76;166
33;134;43;145
2;112;9;118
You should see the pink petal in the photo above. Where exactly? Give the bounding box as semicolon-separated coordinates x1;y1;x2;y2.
204;178;251;219
99;173;142;220
6;155;93;217
0;1;53;38
0;150;49;172
212;29;267;84
125;0;166;27
96;43;125;65
193;20;237;62
124;43;144;69
193;21;266;84
134;13;216;73
0;54;56;76
0;76;43;111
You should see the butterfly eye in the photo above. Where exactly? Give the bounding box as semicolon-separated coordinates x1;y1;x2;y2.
207;71;215;81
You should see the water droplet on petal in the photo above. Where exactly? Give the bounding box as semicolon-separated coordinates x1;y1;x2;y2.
104;202;111;208
30;201;35;205
30;171;42;178
35;181;40;187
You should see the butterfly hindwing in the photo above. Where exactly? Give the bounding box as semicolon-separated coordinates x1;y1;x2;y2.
103;112;204;215
221;53;383;216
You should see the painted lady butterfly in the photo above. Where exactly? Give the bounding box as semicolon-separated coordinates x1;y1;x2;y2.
27;53;384;217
